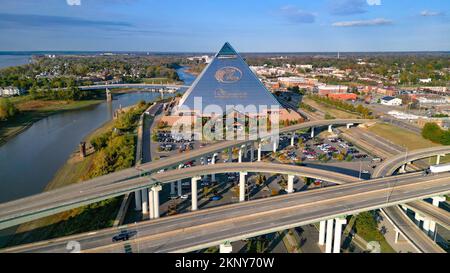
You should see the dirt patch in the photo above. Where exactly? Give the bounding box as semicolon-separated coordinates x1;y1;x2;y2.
16;100;71;111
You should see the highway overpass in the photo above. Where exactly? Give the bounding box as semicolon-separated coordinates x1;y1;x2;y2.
2;172;449;253
78;83;190;90
373;146;450;253
404;201;450;230
0;162;361;230
373;146;450;178
0;119;370;230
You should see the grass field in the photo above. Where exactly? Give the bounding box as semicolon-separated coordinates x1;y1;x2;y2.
367;123;450;164
368;123;439;150
302;97;360;119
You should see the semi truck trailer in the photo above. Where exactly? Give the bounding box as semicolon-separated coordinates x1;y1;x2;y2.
424;163;450;175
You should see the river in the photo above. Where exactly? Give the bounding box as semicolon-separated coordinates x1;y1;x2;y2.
0;66;194;203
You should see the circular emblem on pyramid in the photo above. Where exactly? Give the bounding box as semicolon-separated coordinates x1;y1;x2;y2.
215;66;242;83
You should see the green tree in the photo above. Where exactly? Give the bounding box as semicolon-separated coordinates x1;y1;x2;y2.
0;98;19;120
422;122;444;143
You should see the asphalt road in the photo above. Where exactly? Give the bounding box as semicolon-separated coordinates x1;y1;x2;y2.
404;201;450;230
2;172;449;253
0;162;361;229
0;119;370;229
373;146;450;178
381;206;446;253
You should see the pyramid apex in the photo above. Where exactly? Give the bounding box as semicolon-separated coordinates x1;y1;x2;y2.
217;42;237;56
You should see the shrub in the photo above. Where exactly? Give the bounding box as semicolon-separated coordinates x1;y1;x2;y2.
0;98;19;120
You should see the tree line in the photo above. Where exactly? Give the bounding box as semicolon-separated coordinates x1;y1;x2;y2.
307;94;373;118
422;122;450;145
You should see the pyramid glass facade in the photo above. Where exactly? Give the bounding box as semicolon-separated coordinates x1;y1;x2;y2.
178;42;281;115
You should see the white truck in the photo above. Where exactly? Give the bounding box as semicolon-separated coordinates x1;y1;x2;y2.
424;163;450;175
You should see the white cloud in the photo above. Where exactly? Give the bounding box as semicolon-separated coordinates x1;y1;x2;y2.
366;0;381;6
332;18;392;27
66;0;81;6
279;5;316;24
420;10;443;17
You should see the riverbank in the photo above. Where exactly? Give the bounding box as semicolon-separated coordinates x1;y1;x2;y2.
0;98;103;146
2;101;150;248
44;119;115;191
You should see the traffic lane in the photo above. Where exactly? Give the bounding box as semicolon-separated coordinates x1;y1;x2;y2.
0;163;426;229
0;120;370;214
6;172;447;253
405;201;450;229
373;147;450;178
87;177;450;253
382;206;444;253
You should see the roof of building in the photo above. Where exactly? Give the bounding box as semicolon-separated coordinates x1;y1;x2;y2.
177;42;281;115
381;96;397;101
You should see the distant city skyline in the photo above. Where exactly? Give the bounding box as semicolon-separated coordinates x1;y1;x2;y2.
0;0;449;52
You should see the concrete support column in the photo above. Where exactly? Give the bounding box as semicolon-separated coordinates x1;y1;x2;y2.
170;182;175;195
134;190;142;211
152;185;162;219
432;196;445;207
394;229;400;244
290;133;295;146
319;220;326;245
220;242;233;253
211;153;217;182
400;164;407;173
106;88;112;102
177;180;182;196
310;127;315;138
177;164;183;196
325;219;334;253
228;148;233;162
429;221;436;236
423;219;431;235
239;172;247;202
141;188;148;214
272;140;277;153
257;143;262;162
436;155;441;165
191;176;201;211
333;217;347;253
148;189;155;219
346;123;353;129
428;196;444;237
238;148;243;163
328;125;332;133
287;175;294;194
414;213;424;225
250;145;254;162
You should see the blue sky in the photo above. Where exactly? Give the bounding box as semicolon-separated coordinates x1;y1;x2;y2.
0;0;449;52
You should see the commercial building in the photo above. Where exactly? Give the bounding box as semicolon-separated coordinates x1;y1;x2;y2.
380;96;402;106
278;77;317;88
162;42;303;127
315;85;348;96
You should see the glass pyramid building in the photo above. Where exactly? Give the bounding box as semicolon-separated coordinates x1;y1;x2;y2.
177;42;282;116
